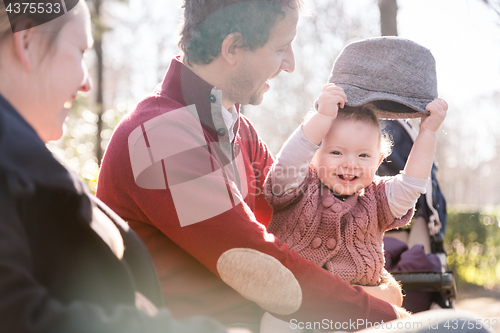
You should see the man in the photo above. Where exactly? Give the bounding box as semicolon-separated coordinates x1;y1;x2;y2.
97;0;405;330
96;0;444;331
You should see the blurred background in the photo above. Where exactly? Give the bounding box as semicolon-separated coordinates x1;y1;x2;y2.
49;0;500;311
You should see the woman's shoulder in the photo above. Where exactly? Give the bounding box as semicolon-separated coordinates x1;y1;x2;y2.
0;106;78;197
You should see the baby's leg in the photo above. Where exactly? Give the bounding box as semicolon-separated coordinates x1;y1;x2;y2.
260;312;299;333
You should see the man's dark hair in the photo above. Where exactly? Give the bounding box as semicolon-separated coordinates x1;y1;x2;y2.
179;0;301;65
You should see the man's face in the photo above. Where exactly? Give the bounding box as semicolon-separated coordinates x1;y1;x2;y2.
225;6;298;106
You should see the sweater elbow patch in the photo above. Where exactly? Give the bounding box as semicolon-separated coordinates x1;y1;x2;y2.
217;248;302;315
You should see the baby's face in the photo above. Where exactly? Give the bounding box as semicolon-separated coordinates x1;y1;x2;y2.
313;119;384;196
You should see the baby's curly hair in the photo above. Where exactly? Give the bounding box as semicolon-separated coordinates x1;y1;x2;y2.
179;0;302;65
305;104;393;158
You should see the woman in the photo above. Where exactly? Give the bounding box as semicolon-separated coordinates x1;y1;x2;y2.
0;1;227;332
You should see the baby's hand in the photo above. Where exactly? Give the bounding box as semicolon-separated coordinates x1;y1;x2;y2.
315;84;347;118
421;98;448;133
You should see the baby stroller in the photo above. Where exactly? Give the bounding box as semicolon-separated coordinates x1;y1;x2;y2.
379;120;456;313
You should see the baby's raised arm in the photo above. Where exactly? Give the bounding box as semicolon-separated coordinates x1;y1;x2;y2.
302;84;347;145
266;84;347;196
403;98;448;179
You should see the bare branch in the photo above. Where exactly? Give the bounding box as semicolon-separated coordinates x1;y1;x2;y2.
480;0;500;18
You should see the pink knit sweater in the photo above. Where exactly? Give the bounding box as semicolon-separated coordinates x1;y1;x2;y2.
265;166;414;286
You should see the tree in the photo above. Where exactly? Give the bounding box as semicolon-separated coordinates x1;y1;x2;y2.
88;0;105;164
86;0;129;164
378;0;398;36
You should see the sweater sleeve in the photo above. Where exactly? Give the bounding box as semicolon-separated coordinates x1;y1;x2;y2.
97;104;398;327
243;115;274;227
385;173;428;218
267;125;319;196
374;177;415;231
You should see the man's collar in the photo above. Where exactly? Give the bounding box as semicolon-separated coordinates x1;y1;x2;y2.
157;57;241;142
158;57;241;112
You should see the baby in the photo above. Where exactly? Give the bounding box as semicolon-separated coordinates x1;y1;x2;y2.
266;87;447;285
261;37;447;332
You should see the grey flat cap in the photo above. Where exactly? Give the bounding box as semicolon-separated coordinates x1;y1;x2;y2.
328;36;437;119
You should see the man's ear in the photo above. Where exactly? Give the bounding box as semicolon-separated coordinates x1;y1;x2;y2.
12;19;36;72
220;32;244;66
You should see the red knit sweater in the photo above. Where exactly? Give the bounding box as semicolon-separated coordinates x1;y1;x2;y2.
97;57;397;329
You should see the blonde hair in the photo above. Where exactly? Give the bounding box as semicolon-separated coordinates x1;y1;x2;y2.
0;1;73;54
0;2;11;39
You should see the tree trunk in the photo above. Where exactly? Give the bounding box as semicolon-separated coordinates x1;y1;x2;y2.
94;0;104;164
378;0;398;36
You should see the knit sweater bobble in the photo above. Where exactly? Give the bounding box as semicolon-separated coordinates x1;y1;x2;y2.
266;166;414;286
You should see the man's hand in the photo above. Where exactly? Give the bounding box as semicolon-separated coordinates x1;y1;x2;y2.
358;271;403;307
420;98;447;133
316;83;347;118
394;306;412;318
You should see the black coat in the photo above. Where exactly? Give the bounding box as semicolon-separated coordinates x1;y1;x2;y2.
0;94;226;333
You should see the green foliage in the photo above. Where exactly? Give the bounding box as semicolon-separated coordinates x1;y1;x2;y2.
47;97;129;194
445;206;500;289
47;97;99;192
